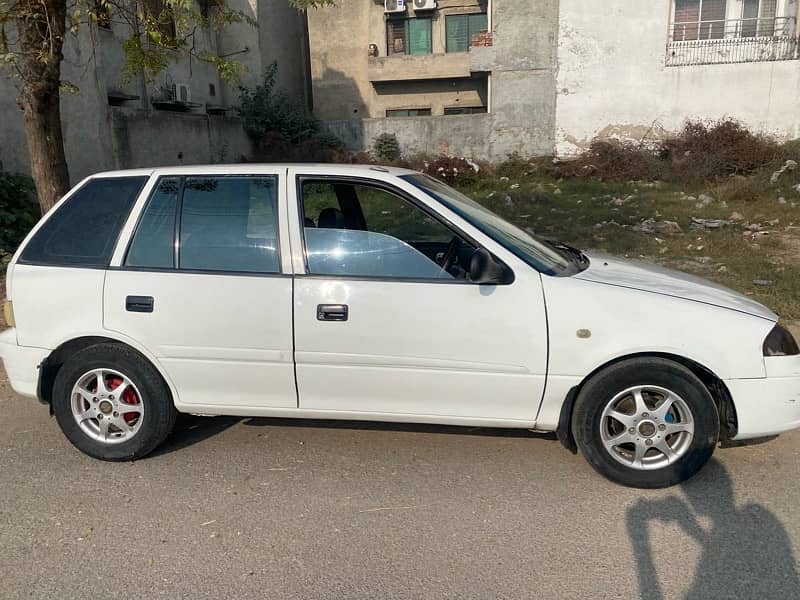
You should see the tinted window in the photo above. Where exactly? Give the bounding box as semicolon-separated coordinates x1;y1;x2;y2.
20;176;147;267
126;177;179;268
300;180;474;280
179;176;280;273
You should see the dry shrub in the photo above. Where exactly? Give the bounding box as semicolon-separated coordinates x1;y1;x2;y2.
415;156;484;186
551;140;662;181
495;152;535;180
252;132;343;162
712;175;770;203
777;138;800;162
660;119;779;179
549;120;783;183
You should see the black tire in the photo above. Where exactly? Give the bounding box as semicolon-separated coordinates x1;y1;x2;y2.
52;343;177;461
572;357;719;488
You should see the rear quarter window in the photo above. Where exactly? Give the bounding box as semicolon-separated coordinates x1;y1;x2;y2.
19;176;147;267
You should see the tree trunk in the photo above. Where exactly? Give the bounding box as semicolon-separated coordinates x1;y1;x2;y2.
15;0;70;214
19;90;70;214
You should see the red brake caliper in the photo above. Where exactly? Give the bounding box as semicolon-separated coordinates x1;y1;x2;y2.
108;376;140;424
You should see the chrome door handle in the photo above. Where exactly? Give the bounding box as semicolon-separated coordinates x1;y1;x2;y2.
317;304;348;322
126;295;154;313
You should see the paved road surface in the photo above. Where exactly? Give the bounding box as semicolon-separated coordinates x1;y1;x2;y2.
1;370;799;599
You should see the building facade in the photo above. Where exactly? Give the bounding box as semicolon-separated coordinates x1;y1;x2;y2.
308;0;800;159
2;0;798;177
0;0;308;183
309;0;559;158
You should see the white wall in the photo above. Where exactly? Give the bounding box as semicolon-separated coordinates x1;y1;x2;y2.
555;0;800;155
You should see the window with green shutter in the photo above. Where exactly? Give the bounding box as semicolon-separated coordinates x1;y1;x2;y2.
386;18;432;56
446;13;488;53
407;18;432;55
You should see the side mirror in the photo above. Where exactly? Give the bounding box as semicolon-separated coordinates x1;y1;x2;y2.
469;248;514;285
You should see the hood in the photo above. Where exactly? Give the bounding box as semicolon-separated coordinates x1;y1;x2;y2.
576;254;778;321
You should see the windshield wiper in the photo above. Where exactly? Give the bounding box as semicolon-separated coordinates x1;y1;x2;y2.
544;239;589;269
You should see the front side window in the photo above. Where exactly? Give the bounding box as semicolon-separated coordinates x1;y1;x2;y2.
387;18;432;56
299;179;476;280
446;13;489;52
125;175;280;274
20;176;147;267
402;173;575;276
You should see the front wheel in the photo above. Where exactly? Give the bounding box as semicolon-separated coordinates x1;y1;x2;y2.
52;343;177;461
572;358;719;488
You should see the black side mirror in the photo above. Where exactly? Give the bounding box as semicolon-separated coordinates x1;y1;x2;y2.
469;248;514;285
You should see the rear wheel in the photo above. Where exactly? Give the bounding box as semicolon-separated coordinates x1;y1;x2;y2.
572;358;719;488
52;343;177;460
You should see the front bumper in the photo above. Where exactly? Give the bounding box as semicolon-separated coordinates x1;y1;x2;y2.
727;355;800;439
0;328;49;399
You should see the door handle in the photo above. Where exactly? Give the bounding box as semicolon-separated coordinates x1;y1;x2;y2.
126;295;154;313
317;304;348;322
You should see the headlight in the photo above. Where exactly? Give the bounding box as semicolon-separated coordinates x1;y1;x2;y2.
763;323;800;356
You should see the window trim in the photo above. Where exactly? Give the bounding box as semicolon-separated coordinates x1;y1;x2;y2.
17;175;148;269
294;175;513;285
122;174;283;276
443;106;488;115
385;108;433;118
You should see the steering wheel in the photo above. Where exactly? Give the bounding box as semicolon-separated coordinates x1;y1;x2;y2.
439;236;461;275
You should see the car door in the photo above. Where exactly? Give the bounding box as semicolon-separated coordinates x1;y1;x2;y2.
287;169;549;423
104;170;296;411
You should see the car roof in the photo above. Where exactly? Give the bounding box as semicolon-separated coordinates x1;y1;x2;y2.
90;164;420;178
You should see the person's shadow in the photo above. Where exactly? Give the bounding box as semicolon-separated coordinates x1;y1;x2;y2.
627;459;799;599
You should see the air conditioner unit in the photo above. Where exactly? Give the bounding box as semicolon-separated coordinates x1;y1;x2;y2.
384;0;406;14
174;83;191;103
412;0;436;10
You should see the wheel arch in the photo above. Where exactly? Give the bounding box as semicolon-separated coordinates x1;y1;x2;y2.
556;351;737;454
38;335;178;411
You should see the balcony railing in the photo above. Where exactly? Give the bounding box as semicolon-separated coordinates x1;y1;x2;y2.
667;16;799;66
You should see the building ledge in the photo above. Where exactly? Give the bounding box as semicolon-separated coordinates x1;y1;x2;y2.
368;53;471;82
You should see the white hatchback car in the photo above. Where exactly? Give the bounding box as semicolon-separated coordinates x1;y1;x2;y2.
2;165;799;487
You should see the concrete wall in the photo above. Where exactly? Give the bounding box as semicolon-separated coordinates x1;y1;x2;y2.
109;110;253;168
555;0;800;154
486;0;558;158
307;0;372;120
323;113;491;156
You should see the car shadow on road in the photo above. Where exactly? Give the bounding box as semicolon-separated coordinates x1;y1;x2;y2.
240;416;557;439
152;415;555;457
627;458;800;599
151;413;242;457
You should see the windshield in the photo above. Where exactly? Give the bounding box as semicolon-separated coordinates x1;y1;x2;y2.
402;173;582;276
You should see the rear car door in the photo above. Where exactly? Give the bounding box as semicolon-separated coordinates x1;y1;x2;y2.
104;170;296;411
288;169;549;423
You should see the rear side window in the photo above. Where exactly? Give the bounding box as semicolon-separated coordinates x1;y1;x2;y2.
126;175;280;274
126;178;179;268
20;176;147;267
179;176;280;273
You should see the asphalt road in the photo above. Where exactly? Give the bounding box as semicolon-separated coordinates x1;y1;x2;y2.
2;371;799;599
